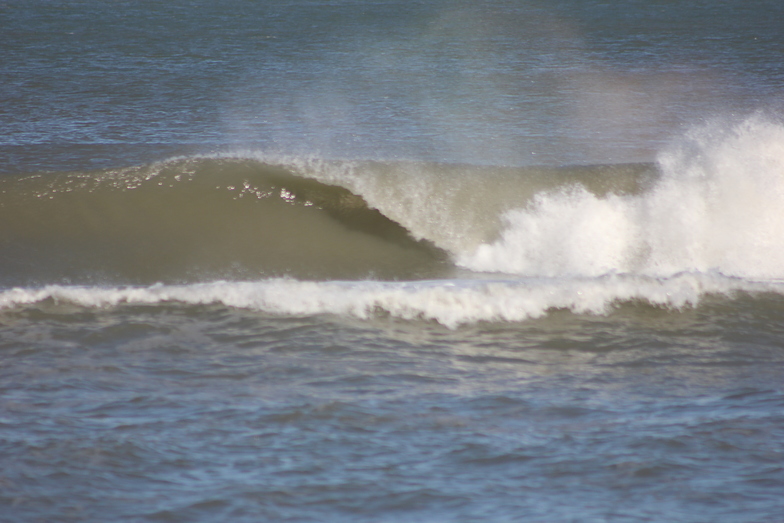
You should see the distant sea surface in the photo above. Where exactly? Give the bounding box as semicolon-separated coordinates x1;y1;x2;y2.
2;1;784;521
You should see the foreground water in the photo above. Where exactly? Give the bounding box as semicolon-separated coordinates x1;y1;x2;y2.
3;292;784;521
3;1;784;521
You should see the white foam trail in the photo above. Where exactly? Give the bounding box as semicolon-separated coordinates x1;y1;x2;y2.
1;273;779;328
460;114;784;279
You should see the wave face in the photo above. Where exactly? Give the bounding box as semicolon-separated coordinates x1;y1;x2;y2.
0;153;653;286
0;159;450;285
2;115;784;324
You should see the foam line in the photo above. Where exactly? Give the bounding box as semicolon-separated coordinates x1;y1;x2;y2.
1;272;779;328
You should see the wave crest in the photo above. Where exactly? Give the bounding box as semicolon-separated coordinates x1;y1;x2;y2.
460;115;784;280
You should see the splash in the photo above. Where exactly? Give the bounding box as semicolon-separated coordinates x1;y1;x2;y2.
460;115;784;279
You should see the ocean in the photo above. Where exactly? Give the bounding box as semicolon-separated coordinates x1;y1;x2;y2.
2;1;784;521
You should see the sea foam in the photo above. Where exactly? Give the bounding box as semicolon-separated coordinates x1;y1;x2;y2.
1;272;779;328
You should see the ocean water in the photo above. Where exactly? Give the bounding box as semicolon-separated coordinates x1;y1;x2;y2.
2;1;784;521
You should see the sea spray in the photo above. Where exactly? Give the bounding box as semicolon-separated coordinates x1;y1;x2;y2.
460;115;784;279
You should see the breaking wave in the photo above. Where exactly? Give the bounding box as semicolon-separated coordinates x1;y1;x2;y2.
2;114;784;324
460;114;784;279
0;153;651;286
0;158;451;284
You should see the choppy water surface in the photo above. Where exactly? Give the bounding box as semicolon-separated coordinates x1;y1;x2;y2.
3;297;784;522
3;0;784;521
